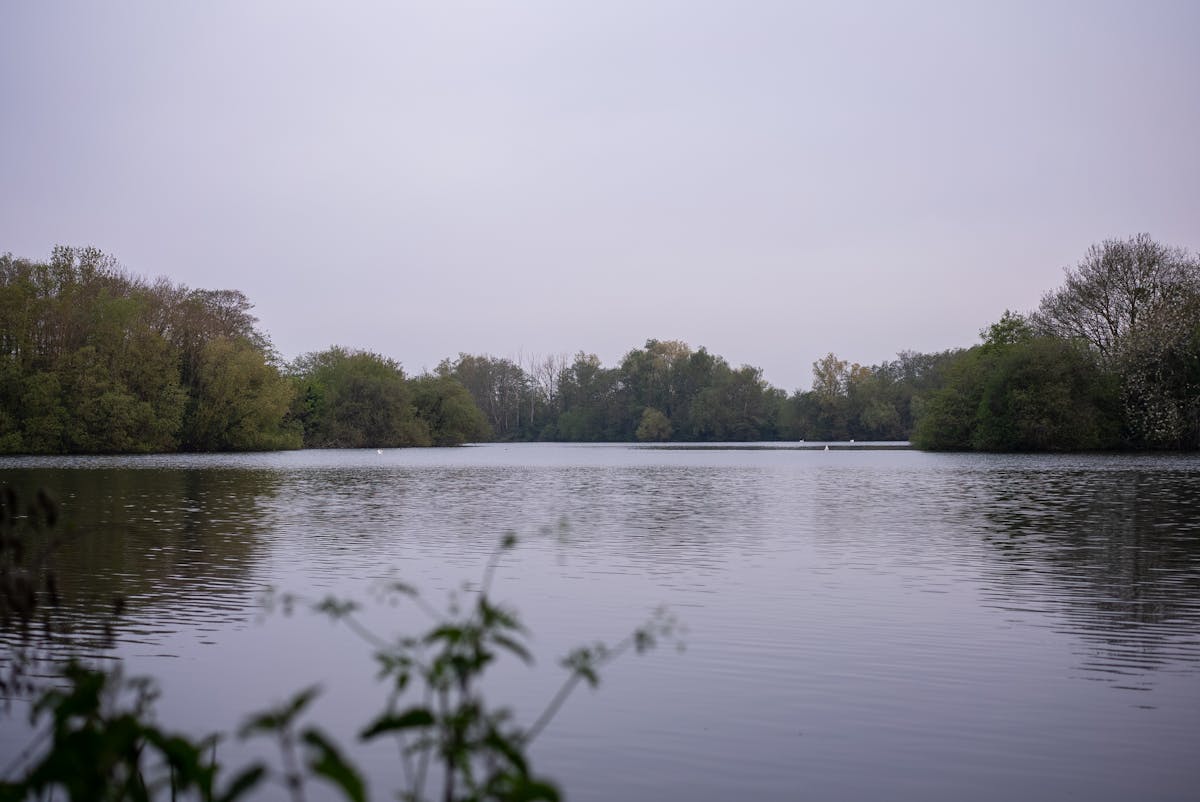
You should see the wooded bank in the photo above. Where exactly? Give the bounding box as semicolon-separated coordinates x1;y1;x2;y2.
2;235;1197;454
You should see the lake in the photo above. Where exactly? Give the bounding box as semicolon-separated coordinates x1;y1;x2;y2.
2;444;1199;801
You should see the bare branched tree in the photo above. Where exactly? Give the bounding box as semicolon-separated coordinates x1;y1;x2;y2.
1033;233;1200;360
528;353;569;417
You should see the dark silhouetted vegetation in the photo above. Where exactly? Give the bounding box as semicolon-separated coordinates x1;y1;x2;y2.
913;314;1122;451
0;491;680;801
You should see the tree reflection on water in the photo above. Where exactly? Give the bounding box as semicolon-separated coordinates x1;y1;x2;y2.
971;463;1200;684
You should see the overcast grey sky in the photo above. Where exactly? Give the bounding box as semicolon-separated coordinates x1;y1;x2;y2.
2;1;1197;390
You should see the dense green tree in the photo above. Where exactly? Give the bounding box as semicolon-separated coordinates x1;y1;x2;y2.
619;340;693;426
182;337;300;451
688;364;779;440
410;374;493;446
57;292;187;452
165;287;274;387
289;347;421;448
781;353;870;441
971;337;1120;451
874;349;963;436
912;347;995;451
913;314;1121;451
59;344;183;453
981;310;1036;350
19;372;67;453
553;353;624;441
1;247;294;454
635;407;672;442
0;355;21;451
671;348;720;437
608;341;783;442
782;386;848;441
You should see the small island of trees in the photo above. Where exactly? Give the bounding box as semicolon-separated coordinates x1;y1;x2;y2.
1;234;1197;454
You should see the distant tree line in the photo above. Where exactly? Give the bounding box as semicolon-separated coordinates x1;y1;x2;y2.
2;234;1197;453
434;342;974;445
438;343;788;442
420;234;1200;451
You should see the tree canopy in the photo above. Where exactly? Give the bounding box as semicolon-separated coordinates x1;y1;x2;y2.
3;236;1197;454
0;247;298;453
1032;235;1200;448
287;348;490;448
913;317;1121;451
1034;234;1199;360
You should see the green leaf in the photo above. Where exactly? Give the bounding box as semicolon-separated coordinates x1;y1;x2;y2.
142;730;215;788
479;598;524;632
359;707;435;740
484;729;528;775
217;765;267;802
491;634;533;664
239;685;321;736
424;624;464;645
301;729;367;802
513;778;562;801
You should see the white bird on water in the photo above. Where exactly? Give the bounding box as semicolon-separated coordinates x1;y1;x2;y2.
377;449;383;454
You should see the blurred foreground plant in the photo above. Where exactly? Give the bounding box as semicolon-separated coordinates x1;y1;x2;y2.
252;531;682;801
1;491;682;801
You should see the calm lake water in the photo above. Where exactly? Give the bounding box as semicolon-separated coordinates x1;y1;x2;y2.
2;444;1199;801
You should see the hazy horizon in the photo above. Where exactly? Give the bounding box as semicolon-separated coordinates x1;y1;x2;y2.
3;1;1197;391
